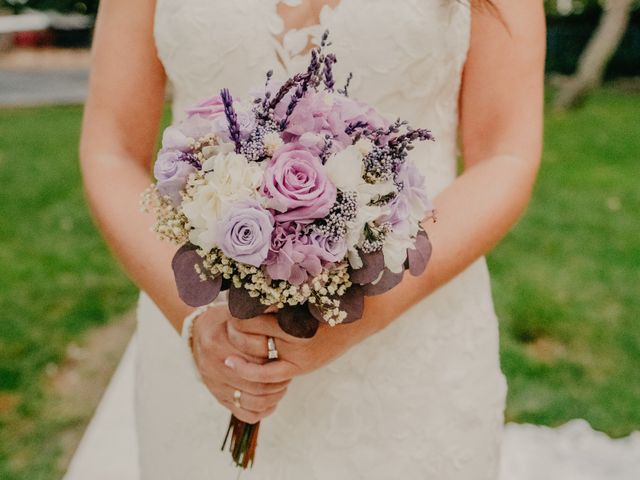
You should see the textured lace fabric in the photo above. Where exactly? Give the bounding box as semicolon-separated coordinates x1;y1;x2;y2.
136;1;507;478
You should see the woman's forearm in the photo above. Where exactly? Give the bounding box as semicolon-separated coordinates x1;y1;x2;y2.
81;151;192;331
354;153;539;340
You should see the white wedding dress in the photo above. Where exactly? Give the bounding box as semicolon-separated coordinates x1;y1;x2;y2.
136;1;507;478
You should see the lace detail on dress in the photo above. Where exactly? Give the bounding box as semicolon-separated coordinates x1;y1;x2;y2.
138;1;507;478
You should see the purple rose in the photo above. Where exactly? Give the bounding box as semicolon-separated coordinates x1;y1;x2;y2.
186;95;225;119
265;222;323;285
161;125;191;151
154;150;196;205
217;200;274;267
262;144;336;222
308;231;347;264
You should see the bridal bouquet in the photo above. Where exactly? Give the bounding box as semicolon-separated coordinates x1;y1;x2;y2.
142;32;435;468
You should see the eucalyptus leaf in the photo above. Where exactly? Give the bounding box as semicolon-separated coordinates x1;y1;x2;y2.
277;305;319;338
350;250;385;285
228;285;268;319
362;268;404;296
407;229;433;277
172;244;222;307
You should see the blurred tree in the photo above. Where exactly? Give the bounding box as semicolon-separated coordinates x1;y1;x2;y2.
0;0;98;15
554;0;636;109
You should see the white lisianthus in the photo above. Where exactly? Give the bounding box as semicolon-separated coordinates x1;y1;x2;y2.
325;145;363;190
382;230;414;274
203;151;264;203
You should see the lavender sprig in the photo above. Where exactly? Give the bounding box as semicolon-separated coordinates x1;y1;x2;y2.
388;128;435;148
319;134;334;164
220;88;242;153
338;72;353;97
178;151;201;170
268;72;310;111
322;53;337;91
345;120;369;136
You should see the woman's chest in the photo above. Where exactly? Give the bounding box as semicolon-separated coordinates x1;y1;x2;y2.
154;0;470;116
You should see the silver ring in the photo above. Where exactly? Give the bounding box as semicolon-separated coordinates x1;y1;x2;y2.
233;389;242;409
267;336;278;360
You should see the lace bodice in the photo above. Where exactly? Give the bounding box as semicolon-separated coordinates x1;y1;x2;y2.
155;0;469;197
138;2;507;478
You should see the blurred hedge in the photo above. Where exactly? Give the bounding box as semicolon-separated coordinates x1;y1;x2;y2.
547;6;640;77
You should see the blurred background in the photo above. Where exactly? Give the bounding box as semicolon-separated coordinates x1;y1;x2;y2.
0;1;638;479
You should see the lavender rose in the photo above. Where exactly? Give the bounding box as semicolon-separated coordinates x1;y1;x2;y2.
217;200;274;267
262;144;336;222
154;150;196;205
307;230;347;264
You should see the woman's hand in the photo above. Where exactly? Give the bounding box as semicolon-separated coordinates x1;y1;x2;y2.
224;313;372;384
191;304;291;424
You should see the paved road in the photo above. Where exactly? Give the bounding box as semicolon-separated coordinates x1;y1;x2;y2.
0;69;88;107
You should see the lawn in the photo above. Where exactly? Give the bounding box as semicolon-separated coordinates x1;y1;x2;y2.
0;88;638;479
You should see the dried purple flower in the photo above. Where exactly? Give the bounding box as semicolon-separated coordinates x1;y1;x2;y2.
322;53;337;91
338;72;353;97
220;88;242;153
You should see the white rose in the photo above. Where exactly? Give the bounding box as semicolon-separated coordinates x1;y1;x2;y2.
354;138;374;156
325;145;364;190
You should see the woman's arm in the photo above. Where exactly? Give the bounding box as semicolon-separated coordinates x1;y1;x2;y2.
81;0;290;423
224;0;546;380
80;0;192;329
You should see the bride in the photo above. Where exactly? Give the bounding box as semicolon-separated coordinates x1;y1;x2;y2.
80;0;544;478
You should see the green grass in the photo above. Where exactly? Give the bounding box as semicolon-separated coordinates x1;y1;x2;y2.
0;88;639;479
488;88;640;437
0;106;140;479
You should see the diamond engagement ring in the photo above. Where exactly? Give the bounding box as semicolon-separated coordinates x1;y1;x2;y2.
233;389;242;409
267;336;278;360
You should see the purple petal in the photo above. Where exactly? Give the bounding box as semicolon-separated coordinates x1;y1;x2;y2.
349;250;384;285
407;230;432;277
228;285;268;319
362;269;404;296
172;244;222;307
277;305;319;338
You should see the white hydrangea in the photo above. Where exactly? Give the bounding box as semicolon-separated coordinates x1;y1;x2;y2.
202;151;264;203
182;151;265;252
